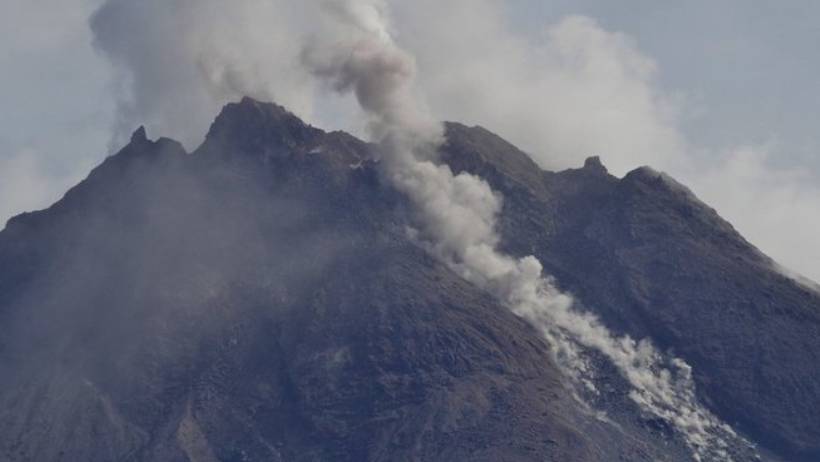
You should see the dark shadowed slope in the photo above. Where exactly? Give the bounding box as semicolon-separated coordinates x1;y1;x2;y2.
443;122;820;462
0;98;816;462
0;99;690;462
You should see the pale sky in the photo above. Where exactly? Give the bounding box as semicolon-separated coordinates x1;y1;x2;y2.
1;0;818;282
510;0;820;162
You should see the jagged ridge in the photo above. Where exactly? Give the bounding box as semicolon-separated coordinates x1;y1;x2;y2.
0;98;817;462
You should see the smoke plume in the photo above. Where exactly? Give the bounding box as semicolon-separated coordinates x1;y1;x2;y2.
86;0;764;458
300;1;742;460
89;0;315;150
389;0;820;283
85;0;820;284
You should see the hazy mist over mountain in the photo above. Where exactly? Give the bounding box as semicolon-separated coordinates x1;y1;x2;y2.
0;2;818;462
2;0;820;282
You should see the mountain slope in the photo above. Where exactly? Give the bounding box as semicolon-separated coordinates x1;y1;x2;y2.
0;98;816;461
443;122;820;461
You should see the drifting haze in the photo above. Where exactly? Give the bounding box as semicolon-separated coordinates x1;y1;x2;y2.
0;0;107;223
293;1;751;458
394;0;820;284
0;0;818;283
89;0;316;150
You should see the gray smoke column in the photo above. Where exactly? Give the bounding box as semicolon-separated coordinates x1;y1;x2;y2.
302;1;742;460
89;0;747;458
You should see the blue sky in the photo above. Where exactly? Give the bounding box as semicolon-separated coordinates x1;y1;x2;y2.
1;0;818;281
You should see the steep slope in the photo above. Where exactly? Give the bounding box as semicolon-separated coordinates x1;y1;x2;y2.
0;99;707;462
443;122;820;462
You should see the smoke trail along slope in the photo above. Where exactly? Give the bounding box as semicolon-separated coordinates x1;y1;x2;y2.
302;1;748;460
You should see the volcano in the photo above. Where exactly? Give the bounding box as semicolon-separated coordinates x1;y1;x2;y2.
0;98;817;462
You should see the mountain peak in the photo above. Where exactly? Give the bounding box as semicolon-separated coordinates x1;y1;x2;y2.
2;98;819;462
201;97;323;157
583;155;608;174
131;125;148;144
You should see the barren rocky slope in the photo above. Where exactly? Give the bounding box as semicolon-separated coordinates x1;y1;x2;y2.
0;98;816;461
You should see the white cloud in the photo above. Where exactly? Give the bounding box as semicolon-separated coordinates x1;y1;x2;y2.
1;0;805;454
687;145;820;281
0;0;111;227
389;0;820;282
84;0;820;284
90;0;317;150
392;1;686;175
301;3;747;458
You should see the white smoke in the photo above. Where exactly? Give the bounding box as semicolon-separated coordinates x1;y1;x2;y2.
85;0;820;285
391;0;686;176
89;0;315;150
86;0;768;458
390;0;820;284
302;1;740;460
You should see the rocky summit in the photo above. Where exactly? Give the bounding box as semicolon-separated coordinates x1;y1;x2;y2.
0;98;818;462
